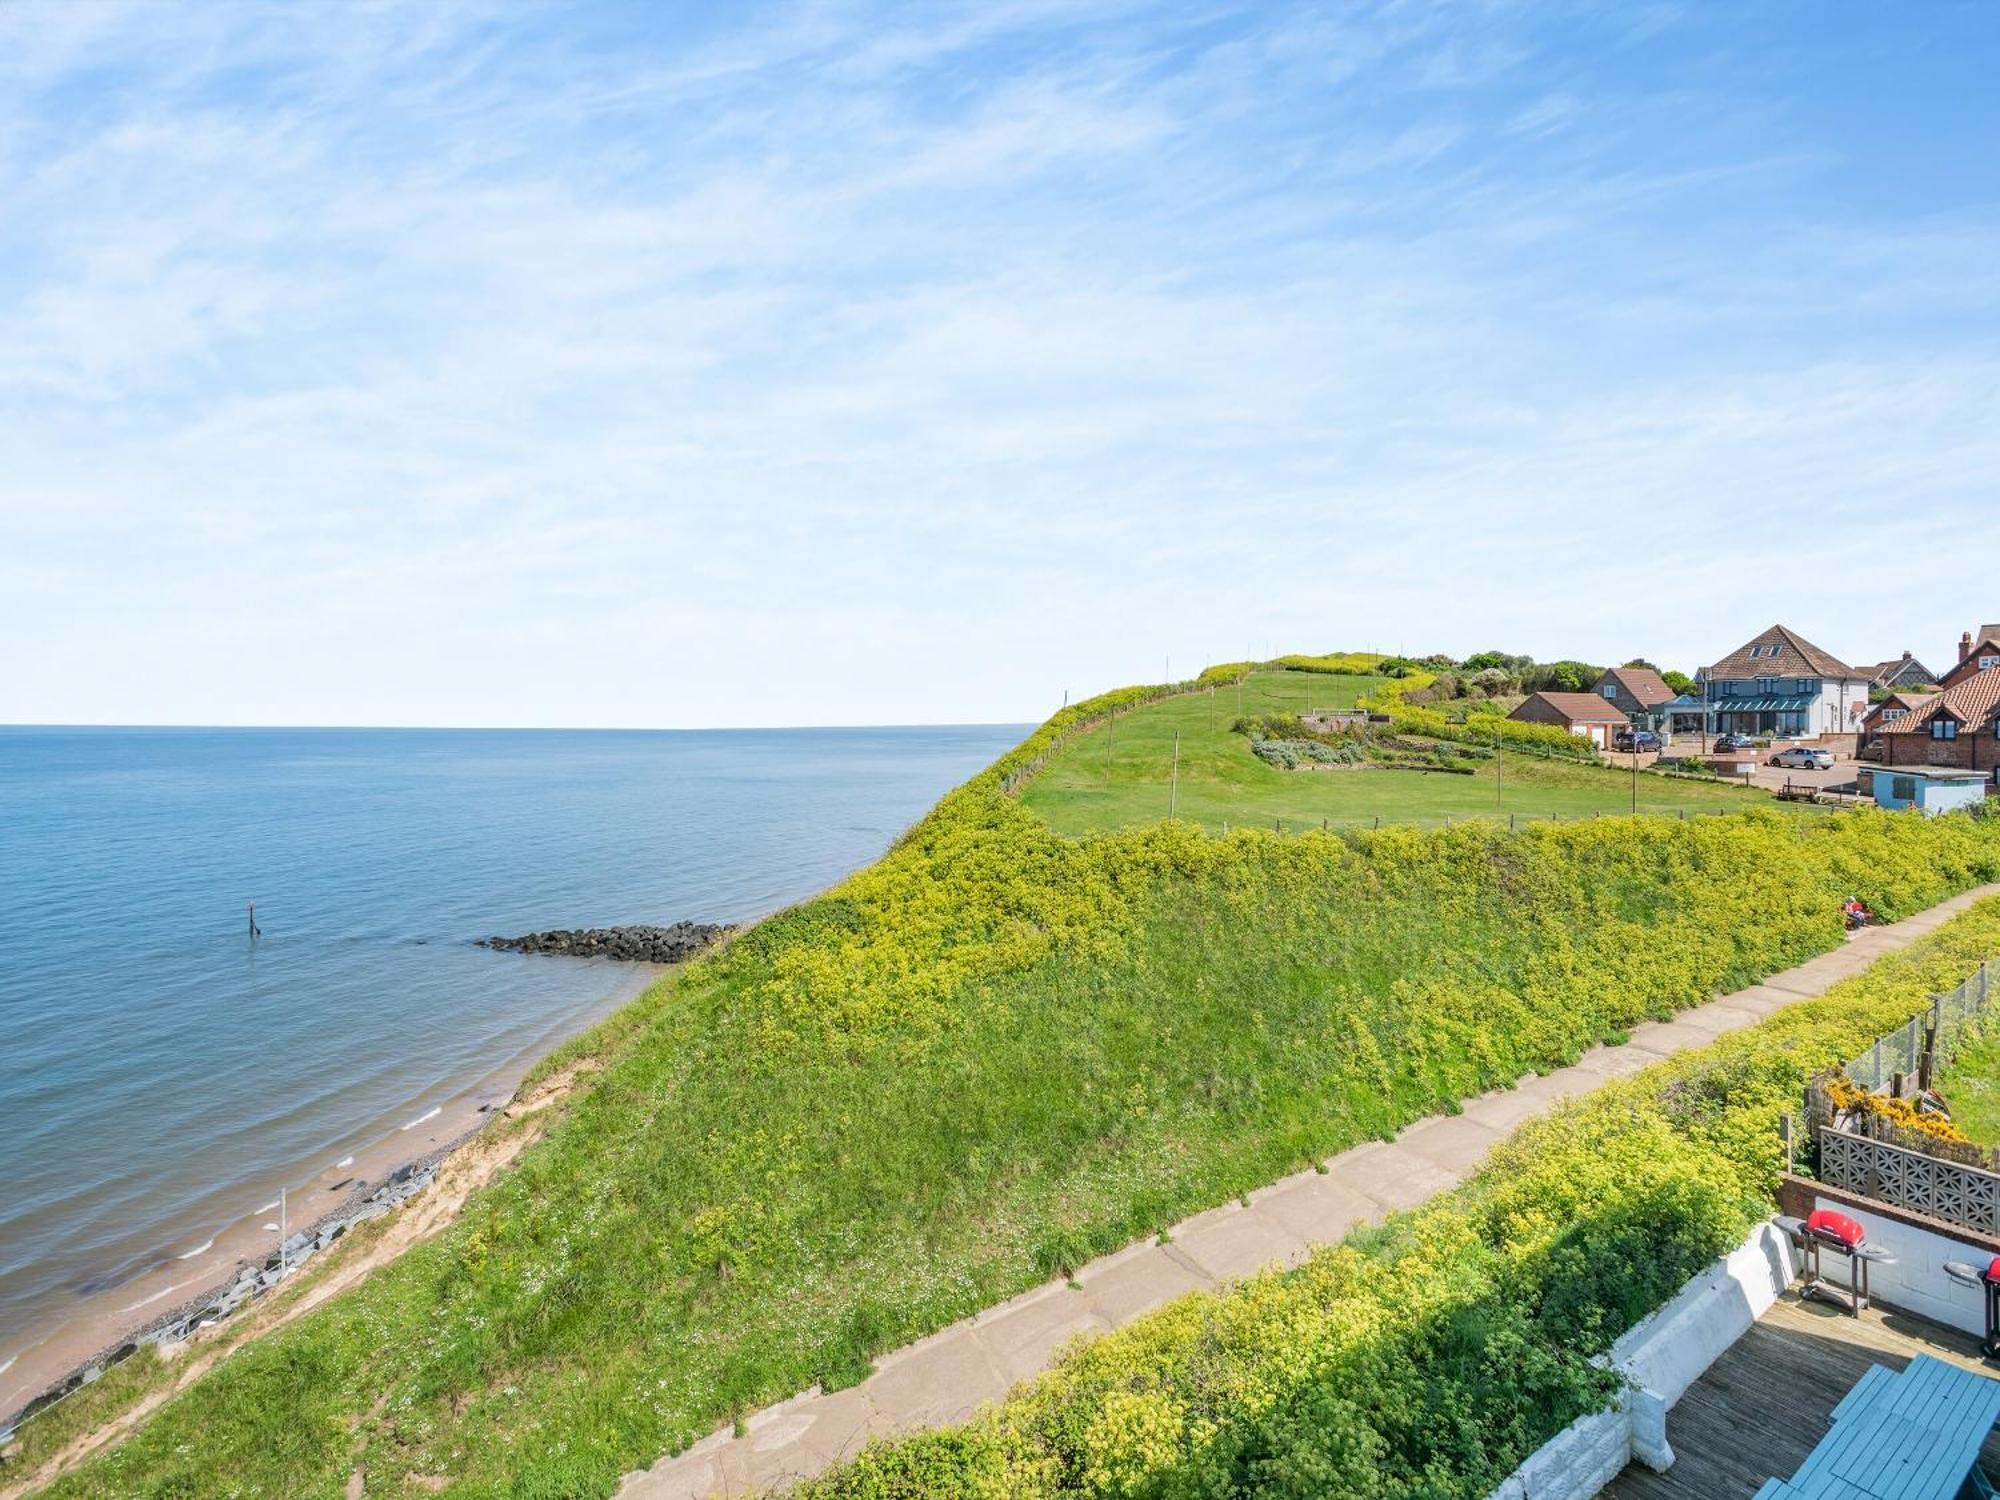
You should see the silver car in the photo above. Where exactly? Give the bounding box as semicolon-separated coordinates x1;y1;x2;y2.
1770;746;1834;770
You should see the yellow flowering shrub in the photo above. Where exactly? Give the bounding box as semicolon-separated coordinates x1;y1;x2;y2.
804;899;2000;1500
1823;1072;1971;1146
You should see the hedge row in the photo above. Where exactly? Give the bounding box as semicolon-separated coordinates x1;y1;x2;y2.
801;897;2000;1500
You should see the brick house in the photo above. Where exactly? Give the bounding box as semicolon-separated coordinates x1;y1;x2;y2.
1860;691;1938;758
1585;666;1675;727
1882;627;2000;787
1700;624;1871;739
1940;627;2000;690
1509;691;1630;749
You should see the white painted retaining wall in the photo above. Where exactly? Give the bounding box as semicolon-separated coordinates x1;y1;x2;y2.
1483;1220;1798;1500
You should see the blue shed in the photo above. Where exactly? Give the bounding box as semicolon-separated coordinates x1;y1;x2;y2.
1870;766;1989;816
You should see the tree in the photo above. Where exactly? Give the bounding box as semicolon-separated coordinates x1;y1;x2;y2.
1523;660;1601;694
1462;650;1533;674
1662;670;1694;694
1623;657;1660;672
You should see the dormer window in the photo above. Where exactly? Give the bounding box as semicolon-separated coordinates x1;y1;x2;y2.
1981;654;1998;670
1932;718;1960;740
1749;645;1764;658
1769;644;1783;659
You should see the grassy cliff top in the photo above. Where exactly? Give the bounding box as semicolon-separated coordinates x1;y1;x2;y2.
1020;667;1771;836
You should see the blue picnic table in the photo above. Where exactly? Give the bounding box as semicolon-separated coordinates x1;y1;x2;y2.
1753;1354;2000;1500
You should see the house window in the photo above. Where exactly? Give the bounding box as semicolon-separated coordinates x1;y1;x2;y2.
1756;677;1779;695
1892;777;1917;801
1769;644;1784;658
1749;646;1763;659
1981;655;1998;670
1932;719;1959;740
1601;684;1616;698
1884;708;1905;721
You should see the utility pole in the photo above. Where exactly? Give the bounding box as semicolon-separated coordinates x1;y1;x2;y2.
1170;733;1180;820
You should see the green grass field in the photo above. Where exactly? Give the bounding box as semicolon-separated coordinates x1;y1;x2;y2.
1935;1022;2000;1147
1021;669;1777;836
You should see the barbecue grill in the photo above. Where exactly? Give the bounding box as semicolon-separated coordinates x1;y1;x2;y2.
1941;1257;2000;1358
1777;1209;1895;1316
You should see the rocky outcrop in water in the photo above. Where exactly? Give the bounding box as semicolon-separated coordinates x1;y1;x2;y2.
478;921;730;964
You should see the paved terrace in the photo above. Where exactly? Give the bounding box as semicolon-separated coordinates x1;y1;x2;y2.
620;884;2000;1500
1603;1292;2000;1500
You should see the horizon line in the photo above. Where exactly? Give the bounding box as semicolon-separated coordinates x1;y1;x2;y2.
0;718;1040;736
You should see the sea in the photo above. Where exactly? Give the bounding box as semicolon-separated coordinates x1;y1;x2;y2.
0;722;1024;1391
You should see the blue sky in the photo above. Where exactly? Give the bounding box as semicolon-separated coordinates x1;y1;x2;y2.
3;1;1996;728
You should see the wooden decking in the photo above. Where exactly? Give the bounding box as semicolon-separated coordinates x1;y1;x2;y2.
1604;1292;2000;1500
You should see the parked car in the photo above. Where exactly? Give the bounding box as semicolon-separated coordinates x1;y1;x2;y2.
1713;733;1754;752
1771;746;1834;770
1613;729;1664;752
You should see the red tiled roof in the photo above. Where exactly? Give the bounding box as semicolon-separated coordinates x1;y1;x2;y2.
1512;691;1630;725
1863;692;1937;730
1890;670;2000;735
1600;666;1674;706
1705;624;1862;681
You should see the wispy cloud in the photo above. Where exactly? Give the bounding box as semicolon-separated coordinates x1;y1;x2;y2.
2;0;1996;726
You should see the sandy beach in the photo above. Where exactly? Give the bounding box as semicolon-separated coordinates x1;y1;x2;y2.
0;961;664;1428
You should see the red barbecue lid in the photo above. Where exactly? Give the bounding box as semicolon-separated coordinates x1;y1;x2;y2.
1807;1209;1866;1248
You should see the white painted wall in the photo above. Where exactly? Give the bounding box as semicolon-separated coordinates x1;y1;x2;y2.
1481;1221;1798;1500
1803;1192;1992;1339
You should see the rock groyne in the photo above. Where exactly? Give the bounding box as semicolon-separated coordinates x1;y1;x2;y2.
478;921;730;964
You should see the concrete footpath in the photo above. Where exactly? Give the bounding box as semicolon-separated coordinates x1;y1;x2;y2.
619;884;2000;1500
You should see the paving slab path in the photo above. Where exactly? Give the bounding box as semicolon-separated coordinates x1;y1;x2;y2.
618;884;2000;1500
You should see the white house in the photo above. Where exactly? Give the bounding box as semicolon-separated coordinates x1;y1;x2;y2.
1700;624;1870;739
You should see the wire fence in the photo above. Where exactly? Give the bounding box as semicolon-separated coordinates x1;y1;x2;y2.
1839;960;1996;1091
1217;804;1789;837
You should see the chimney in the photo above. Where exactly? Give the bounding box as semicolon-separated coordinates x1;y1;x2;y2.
1963;631;1975;662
